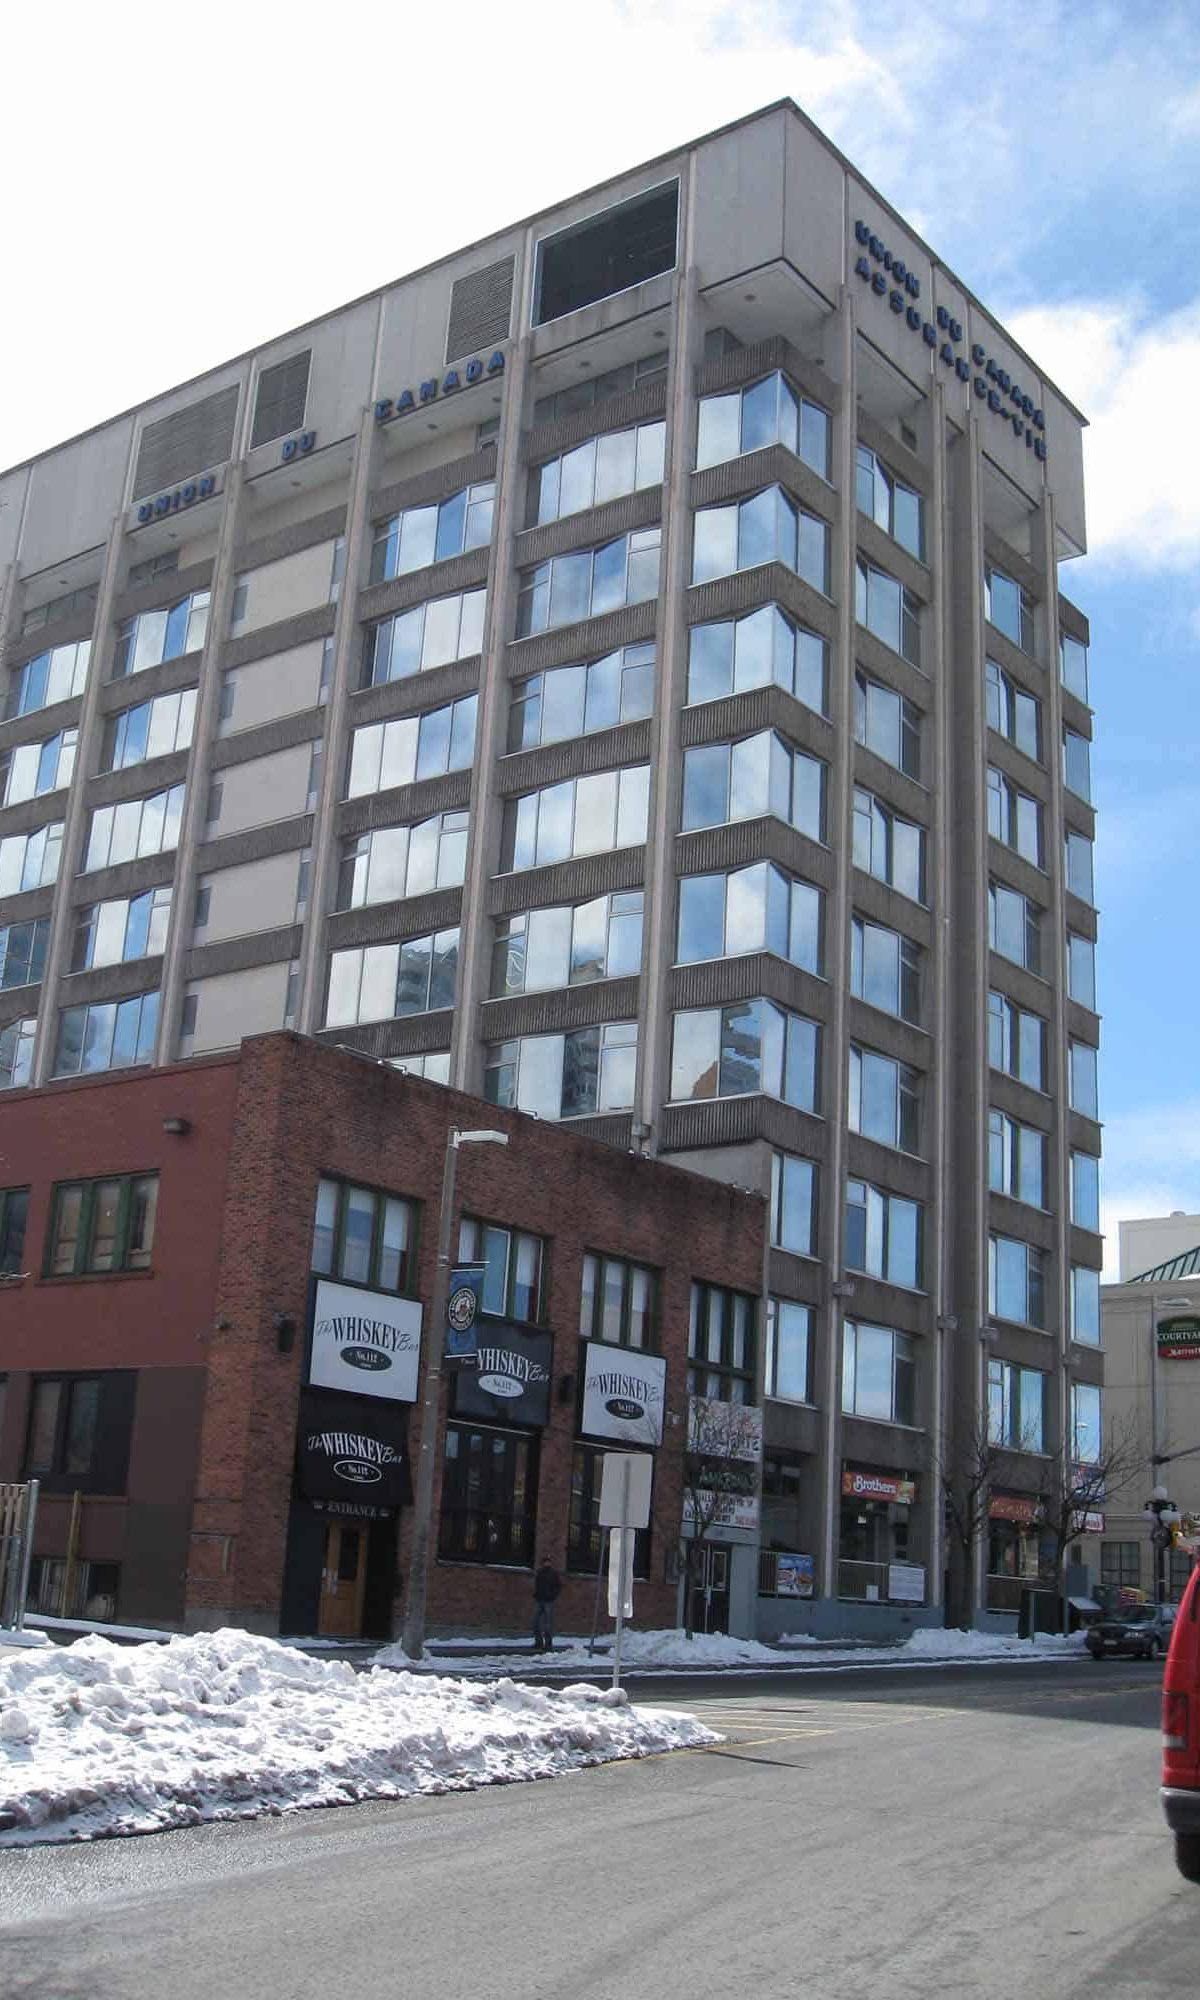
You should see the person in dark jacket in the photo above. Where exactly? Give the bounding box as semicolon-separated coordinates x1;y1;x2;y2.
532;1556;562;1652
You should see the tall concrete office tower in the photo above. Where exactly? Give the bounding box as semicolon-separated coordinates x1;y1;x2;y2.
0;101;1100;1632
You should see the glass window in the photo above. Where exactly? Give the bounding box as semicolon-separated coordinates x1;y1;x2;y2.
84;784;184;872
483;1024;638;1122
677;863;821;974
988;1234;1047;1329
842;1322;916;1426
0;1018;36;1090
0;823;64;896
848;1045;920;1153
516;530;660;638
852;789;925;902
1069;1040;1100;1120
114;592;210;678
70;889;172;973
987;766;1043;866
984;565;1034;652
681;731;824;841
850;917;920;1024
987;991;1046;1089
770;1152;817;1256
697;374;830;478
670;1001;818;1111
0;1186;29;1276
1100;1542;1140;1590
47;1174;158;1276
1063;728;1091;801
0;918;50;991
336;812;469;910
508;644;654;751
985;660;1041;761
687;604;826;713
856;445;924;558
500;766;649;871
492;893;643;996
361;590;486;686
689;1281;756;1402
439;1424;537;1568
845;1180;923;1288
310;1177;417;1294
1066;831;1095;904
533;350;667;424
54;993;159;1077
0;727;79;805
855;557;921;665
692;487;829;593
6;639;90;719
988;1110;1047;1208
459;1216;545;1323
346;696;477;798
1060;632;1089;703
324;929;459;1027
987;1359;1047;1453
568;1442;652;1576
1072;1266;1101;1347
102;689;195;772
765;1299;812;1402
1072;1382;1102;1465
580;1251;657;1349
855;670;921;778
370;484;494;583
532;420;665;524
1071;1151;1101;1232
1068;932;1097;1010
988;882;1042;974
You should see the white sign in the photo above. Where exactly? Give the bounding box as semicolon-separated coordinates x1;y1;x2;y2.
607;1528;635;1619
887;1562;926;1604
308;1280;422;1403
598;1452;653;1530
580;1343;666;1446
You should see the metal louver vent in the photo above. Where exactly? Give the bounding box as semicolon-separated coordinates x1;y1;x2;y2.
133;385;240;501
251;351;312;450
445;256;515;365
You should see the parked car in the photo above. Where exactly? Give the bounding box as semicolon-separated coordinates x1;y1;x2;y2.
1162;1566;1200;1881
1088;1601;1175;1660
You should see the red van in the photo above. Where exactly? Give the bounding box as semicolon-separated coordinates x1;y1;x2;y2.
1162;1563;1200;1880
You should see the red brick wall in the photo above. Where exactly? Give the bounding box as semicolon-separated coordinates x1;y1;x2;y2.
191;1033;766;1637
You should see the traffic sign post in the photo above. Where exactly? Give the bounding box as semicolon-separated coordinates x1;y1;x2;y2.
598;1453;651;1688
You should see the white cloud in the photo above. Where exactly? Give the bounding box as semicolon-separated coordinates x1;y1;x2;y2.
1007;297;1200;571
1098;1098;1200;1278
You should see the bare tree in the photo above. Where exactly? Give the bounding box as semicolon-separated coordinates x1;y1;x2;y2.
677;1397;763;1641
1034;1415;1143;1619
937;1415;1025;1630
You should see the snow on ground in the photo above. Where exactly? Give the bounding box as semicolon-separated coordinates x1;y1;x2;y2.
0;1630;717;1845
374;1625;1090;1676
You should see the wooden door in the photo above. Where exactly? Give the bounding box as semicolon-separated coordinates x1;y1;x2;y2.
317;1522;367;1639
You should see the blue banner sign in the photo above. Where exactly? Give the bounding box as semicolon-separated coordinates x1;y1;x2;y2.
444;1263;487;1366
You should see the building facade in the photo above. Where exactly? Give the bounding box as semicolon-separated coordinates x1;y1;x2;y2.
0;1033;765;1639
0;100;1101;1632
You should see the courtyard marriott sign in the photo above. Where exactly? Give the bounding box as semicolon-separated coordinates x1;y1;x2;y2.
1157;1315;1200;1361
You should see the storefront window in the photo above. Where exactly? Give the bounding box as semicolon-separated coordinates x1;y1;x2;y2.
836;1469;916;1600
567;1444;651;1576
438;1424;537;1566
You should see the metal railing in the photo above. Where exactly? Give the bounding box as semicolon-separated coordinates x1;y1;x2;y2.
985;1573;1051;1614
0;1481;38;1630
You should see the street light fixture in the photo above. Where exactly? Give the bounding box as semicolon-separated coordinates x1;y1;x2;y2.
401;1125;509;1661
1144;1485;1183;1607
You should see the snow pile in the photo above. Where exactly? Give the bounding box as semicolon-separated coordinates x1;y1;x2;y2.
902;1626;1088;1660
375;1627;783;1673
0;1630;718;1845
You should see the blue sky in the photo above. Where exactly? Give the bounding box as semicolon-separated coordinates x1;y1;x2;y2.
3;0;1197;1267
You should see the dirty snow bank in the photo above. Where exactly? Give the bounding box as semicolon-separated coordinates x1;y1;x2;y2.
0;1629;717;1845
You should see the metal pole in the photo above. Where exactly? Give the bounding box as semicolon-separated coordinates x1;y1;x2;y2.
13;1482;38;1633
400;1132;460;1662
612;1459;632;1691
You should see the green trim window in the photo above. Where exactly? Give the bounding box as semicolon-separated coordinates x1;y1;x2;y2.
459;1216;546;1324
311;1176;418;1295
47;1174;158;1277
688;1281;756;1403
0;1187;29;1275
580;1251;657;1350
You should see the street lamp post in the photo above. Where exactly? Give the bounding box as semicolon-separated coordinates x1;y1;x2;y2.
1145;1485;1182;1607
401;1125;509;1661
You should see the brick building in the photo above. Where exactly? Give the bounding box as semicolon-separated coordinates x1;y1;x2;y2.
0;1031;765;1639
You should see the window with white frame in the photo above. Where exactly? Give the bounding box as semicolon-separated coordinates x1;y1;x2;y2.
697;374;830;478
670;999;818;1110
324;929;460;1027
1060;632;1089;702
987;766;1043;865
114;593;210;679
681;730;825;841
987;990;1046;1089
55;991;159;1076
0;919;48;990
988;881;1042;974
5;639;90;719
0;1017;36;1089
856;445;924;558
1065;830;1095;903
580;1250;657;1349
0;823;63;896
361;590;486;686
459;1215;547;1323
855;670;921;778
70;889;172;971
845;1179;922;1288
989;1233;1047;1328
842;1321;916;1426
986;660;1041;761
766;1298;812;1402
1069;1039;1099;1120
988;1110;1047;1208
771;1151;817;1255
984;565;1034;652
1072;1266;1101;1346
500;765;649;871
855;556;921;665
848;1045;920;1153
0;728;77;805
987;1358;1047;1453
101;689;196;772
531;420;664;525
692;487;829;592
508;645;654;751
336;812;469;909
370;484;495;583
483;1022;638;1120
84;784;184;873
851;916;921;1023
1063;727;1091;801
516;529;660;637
491;893;643;996
345;696;477;798
686;604;827;713
1071;1150;1100;1231
677;863;822;974
852;788;925;901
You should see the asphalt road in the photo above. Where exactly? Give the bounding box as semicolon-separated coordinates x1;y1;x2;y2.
0;1658;1193;2000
